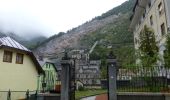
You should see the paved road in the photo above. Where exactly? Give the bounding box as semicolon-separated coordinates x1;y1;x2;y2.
80;94;108;100
81;96;96;100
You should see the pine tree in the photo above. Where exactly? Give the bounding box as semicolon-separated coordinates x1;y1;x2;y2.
164;35;170;68
139;25;158;67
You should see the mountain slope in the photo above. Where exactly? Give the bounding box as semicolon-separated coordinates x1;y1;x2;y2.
34;14;121;55
34;0;136;67
0;32;47;49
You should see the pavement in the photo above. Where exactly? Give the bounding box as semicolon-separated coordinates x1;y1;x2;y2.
95;94;108;100
81;96;96;100
81;94;108;100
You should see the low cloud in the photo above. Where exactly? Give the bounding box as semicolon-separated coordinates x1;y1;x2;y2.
0;0;127;38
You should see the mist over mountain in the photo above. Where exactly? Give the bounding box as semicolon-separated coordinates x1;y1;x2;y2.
0;32;47;49
33;0;136;67
0;0;136;67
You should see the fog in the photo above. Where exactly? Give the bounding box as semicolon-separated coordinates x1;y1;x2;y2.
0;0;127;38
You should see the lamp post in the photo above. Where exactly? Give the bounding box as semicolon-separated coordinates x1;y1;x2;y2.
107;51;117;100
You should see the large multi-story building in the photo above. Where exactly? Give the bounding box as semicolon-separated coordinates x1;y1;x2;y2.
71;49;101;87
75;60;101;86
130;0;170;65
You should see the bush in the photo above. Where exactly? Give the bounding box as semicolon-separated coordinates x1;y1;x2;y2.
78;86;85;91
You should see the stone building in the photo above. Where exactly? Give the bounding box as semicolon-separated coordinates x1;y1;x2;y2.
130;0;170;65
71;49;101;88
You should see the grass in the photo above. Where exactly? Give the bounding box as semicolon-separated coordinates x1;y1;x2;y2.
75;87;169;100
75;89;107;100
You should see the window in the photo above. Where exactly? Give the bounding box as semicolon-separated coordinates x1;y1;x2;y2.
16;53;24;64
150;15;153;25
135;38;138;44
158;2;164;16
143;9;146;19
161;23;166;36
3;51;13;63
148;1;151;8
139;20;141;25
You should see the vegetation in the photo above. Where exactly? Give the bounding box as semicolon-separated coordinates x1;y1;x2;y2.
33;32;65;49
79;0;136;78
164;35;170;68
95;0;135;20
29;0;136;79
138;25;159;67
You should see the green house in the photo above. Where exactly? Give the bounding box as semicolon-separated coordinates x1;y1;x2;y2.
38;60;58;92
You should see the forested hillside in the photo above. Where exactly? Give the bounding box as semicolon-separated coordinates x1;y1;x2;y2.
34;0;136;68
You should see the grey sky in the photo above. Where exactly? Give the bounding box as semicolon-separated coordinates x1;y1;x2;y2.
0;0;127;37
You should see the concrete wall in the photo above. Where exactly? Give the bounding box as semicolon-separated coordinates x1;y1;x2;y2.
82;93;170;100
0;48;39;99
118;93;165;100
118;93;170;100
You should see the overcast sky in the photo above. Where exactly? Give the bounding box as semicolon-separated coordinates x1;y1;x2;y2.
0;0;127;37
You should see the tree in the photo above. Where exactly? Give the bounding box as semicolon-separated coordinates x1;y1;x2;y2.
139;25;159;68
164;35;170;68
138;26;160;92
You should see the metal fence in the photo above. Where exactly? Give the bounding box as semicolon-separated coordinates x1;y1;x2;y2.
116;67;170;92
0;90;36;100
0;90;61;100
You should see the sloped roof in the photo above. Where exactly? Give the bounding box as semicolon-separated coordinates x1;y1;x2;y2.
38;60;46;67
0;37;30;52
0;36;44;75
38;59;58;72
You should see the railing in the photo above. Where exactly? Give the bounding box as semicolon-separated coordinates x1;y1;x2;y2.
0;90;61;100
100;67;170;93
116;67;170;92
0;90;37;100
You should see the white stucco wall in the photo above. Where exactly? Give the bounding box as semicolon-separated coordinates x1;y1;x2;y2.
0;48;39;99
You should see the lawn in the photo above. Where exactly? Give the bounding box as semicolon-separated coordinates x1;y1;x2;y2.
75;89;107;100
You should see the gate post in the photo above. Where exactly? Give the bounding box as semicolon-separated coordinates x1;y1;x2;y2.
61;52;70;100
107;51;117;100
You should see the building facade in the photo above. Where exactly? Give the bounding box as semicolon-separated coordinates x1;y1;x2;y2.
75;60;101;87
71;50;101;88
0;37;44;99
38;60;58;92
130;0;170;65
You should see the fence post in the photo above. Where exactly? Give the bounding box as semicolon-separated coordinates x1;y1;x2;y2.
35;90;38;100
7;90;11;100
70;59;76;100
26;89;29;100
107;51;117;100
61;52;71;100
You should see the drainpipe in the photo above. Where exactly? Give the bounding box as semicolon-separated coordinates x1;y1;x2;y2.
37;75;40;93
